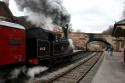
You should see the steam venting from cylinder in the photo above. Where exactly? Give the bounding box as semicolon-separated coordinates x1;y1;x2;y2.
14;0;70;29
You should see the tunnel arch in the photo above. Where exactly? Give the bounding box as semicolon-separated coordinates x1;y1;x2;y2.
86;38;113;51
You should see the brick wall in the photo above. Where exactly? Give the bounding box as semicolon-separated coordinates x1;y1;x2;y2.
68;32;87;50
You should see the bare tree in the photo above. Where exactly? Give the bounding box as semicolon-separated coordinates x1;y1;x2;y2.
68;24;74;32
102;26;113;35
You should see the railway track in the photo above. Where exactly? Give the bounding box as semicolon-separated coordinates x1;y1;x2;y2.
25;52;103;83
0;51;89;83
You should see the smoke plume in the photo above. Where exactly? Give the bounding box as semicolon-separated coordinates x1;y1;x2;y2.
14;0;70;29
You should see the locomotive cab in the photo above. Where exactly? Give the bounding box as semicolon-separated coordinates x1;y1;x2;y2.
26;27;55;65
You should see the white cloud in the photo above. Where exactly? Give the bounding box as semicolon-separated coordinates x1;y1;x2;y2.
63;0;125;33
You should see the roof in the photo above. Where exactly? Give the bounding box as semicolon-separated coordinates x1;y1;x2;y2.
0;20;25;29
112;19;125;37
115;19;125;25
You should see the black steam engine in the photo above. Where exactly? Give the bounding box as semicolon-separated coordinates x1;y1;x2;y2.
26;26;73;66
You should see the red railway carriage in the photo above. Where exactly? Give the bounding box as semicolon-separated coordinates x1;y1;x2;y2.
0;20;26;66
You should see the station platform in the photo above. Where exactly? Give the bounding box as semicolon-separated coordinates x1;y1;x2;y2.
91;52;125;83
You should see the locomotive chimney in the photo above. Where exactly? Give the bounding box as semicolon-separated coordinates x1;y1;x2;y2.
62;24;69;39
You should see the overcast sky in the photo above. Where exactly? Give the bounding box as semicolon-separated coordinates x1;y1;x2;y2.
9;0;125;33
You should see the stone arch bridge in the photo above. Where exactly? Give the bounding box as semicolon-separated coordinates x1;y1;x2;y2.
85;33;115;50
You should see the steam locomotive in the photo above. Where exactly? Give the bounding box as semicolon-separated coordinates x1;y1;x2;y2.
0;1;73;68
26;27;73;66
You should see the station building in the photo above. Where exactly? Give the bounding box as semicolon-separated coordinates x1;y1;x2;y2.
112;19;125;62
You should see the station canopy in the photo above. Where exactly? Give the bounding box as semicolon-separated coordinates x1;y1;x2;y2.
112;19;125;37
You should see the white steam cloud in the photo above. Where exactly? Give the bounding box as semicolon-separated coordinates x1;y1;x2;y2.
27;66;48;78
5;66;48;82
68;39;75;50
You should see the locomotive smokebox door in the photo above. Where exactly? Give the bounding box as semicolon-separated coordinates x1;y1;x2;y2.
37;40;50;57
